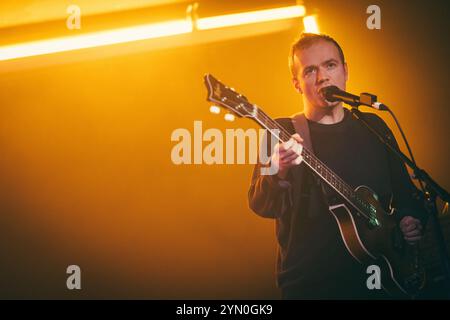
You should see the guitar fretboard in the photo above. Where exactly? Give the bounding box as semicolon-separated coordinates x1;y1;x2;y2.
253;107;357;202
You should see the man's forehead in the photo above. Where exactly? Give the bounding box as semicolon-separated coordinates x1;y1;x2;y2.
295;40;340;67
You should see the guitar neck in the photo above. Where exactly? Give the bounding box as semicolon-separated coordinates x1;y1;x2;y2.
253;107;356;201
204;73;374;220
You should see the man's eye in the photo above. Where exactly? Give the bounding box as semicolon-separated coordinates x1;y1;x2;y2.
304;68;315;76
327;62;336;69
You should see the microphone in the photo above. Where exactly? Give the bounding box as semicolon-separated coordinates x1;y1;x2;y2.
320;86;388;111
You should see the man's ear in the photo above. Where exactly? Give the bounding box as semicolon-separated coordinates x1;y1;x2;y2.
344;62;349;82
292;77;303;94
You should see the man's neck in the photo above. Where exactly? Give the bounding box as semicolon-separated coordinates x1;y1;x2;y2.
304;103;345;124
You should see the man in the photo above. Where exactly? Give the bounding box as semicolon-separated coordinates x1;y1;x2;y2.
248;33;427;299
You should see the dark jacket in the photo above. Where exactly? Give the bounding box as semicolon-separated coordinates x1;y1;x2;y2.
248;111;427;289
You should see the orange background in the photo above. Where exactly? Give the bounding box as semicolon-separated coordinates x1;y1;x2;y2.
0;0;448;298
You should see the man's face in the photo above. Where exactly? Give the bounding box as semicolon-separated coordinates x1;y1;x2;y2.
292;40;348;110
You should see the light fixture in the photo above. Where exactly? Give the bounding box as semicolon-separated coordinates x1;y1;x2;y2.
224;113;235;122
209;106;221;114
0;5;307;62
197;5;306;30
303;15;320;34
0;19;192;61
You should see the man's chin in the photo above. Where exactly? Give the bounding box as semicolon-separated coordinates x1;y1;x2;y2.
318;100;339;109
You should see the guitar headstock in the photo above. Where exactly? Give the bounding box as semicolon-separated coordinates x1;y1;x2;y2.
204;74;257;119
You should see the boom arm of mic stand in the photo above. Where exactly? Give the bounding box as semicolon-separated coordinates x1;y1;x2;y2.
349;108;450;202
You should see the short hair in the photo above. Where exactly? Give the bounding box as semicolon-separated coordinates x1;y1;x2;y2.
289;33;346;77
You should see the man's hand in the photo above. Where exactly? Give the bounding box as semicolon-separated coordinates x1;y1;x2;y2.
270;134;304;179
399;216;423;244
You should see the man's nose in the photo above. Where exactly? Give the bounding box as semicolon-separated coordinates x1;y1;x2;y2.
316;67;329;85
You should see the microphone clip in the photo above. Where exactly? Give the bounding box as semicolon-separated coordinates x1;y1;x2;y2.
359;92;377;107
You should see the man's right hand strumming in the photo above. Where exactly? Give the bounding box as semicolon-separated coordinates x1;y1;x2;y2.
271;133;304;179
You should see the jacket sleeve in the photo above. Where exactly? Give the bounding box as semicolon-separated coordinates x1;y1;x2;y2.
248;124;295;219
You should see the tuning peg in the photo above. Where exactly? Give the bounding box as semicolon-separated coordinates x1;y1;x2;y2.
224;113;235;122
209;106;220;114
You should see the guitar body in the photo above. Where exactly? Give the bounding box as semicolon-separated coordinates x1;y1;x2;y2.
329;185;425;298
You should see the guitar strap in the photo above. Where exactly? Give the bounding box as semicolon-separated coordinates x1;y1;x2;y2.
291;112;333;206
291;112;313;153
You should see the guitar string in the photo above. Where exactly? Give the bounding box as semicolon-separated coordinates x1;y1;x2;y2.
258;108;355;198
229;97;356;199
250;104;377;219
217;96;382;220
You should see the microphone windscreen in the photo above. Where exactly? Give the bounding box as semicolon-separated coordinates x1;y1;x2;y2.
320;86;340;102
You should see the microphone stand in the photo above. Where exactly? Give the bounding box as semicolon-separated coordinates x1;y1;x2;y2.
348;103;450;298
